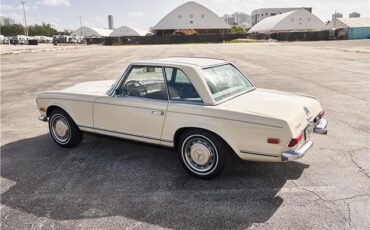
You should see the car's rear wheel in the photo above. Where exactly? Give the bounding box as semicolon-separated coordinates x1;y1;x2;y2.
49;109;82;148
178;129;229;179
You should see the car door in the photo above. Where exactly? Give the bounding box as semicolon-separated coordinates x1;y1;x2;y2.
93;65;168;144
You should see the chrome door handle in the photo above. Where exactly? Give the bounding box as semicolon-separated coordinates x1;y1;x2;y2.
152;110;164;116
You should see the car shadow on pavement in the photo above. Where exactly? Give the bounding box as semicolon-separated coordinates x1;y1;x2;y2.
1;133;309;229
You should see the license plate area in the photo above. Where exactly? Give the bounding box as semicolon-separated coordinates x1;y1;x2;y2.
305;124;314;140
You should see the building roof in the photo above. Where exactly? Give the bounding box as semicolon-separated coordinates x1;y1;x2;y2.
70;26;113;37
249;9;325;33
252;7;312;14
326;17;370;29
133;57;229;67
110;26;145;37
152;1;231;31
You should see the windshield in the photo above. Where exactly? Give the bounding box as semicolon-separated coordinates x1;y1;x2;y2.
202;64;254;102
106;77;120;95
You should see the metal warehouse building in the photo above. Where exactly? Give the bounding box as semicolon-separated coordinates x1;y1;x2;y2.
71;26;148;38
151;1;231;35
326;17;370;39
110;26;148;37
248;9;325;34
71;26;113;38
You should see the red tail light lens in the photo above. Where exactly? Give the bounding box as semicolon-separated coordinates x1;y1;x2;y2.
319;110;325;118
288;132;304;147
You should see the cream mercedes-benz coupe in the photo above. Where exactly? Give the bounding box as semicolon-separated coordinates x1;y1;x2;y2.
36;57;328;179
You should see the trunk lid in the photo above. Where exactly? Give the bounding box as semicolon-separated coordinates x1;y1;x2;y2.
218;88;322;134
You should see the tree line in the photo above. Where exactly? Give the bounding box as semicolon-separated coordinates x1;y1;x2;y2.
0;23;63;37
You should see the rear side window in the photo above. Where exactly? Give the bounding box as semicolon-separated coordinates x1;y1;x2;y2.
164;67;202;103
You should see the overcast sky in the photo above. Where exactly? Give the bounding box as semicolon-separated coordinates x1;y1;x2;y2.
1;0;369;31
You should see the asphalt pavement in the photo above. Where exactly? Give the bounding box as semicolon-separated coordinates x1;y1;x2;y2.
1;40;369;229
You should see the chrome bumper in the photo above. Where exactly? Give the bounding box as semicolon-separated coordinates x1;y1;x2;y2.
38;115;48;122
314;118;328;135
282;140;313;161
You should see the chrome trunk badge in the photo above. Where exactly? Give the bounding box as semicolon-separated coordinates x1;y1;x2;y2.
303;107;311;117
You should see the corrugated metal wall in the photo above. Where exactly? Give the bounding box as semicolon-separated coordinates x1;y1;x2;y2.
348;27;370;39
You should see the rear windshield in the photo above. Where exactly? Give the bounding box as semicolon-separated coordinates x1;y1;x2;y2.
202;64;254;102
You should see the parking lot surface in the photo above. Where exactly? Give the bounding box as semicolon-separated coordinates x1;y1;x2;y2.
1;40;369;229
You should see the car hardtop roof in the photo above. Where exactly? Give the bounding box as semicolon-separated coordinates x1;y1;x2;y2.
132;57;229;68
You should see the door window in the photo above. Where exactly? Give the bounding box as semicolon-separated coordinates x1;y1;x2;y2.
164;67;202;103
117;66;168;100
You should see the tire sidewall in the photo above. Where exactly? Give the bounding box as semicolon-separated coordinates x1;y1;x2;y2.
48;109;82;148
49;113;72;145
178;130;227;179
181;134;219;176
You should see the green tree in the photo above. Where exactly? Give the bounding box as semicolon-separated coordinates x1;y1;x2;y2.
0;24;25;36
28;23;58;36
231;25;247;34
0;23;58;37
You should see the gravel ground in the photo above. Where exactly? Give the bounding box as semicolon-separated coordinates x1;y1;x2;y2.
1;40;369;230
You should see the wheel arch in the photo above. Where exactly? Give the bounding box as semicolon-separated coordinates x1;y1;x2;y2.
173;126;239;155
46;104;74;122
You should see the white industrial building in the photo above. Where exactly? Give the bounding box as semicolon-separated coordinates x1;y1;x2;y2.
71;26;148;37
326;17;370;29
248;9;325;34
151;1;231;35
110;26;148;37
71;26;113;38
251;7;312;26
326;17;370;39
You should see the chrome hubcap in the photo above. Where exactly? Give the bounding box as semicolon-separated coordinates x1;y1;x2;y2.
55;120;68;137
190;143;211;165
51;115;70;143
182;135;218;173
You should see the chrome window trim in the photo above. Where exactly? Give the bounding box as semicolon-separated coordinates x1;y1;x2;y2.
108;64;132;97
168;100;204;106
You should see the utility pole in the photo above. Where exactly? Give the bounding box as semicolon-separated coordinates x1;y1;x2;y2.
79;16;83;36
334;10;337;28
21;1;28;37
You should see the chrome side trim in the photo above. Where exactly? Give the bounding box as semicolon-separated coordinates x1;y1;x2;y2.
314;118;328;135
78;125;174;143
240;150;279;158
36;98;93;103
38;115;48;122
282;140;313;161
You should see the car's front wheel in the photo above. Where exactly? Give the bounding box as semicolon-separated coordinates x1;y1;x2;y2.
49;109;82;148
178;130;229;179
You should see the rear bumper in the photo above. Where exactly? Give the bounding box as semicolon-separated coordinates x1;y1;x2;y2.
282;140;313;161
282;118;328;161
314;118;328;135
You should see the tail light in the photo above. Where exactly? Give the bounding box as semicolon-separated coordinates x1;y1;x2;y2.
287;132;304;148
319;110;325;118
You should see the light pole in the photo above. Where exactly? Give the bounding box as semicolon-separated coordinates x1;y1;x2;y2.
79;16;83;36
21;1;28;37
